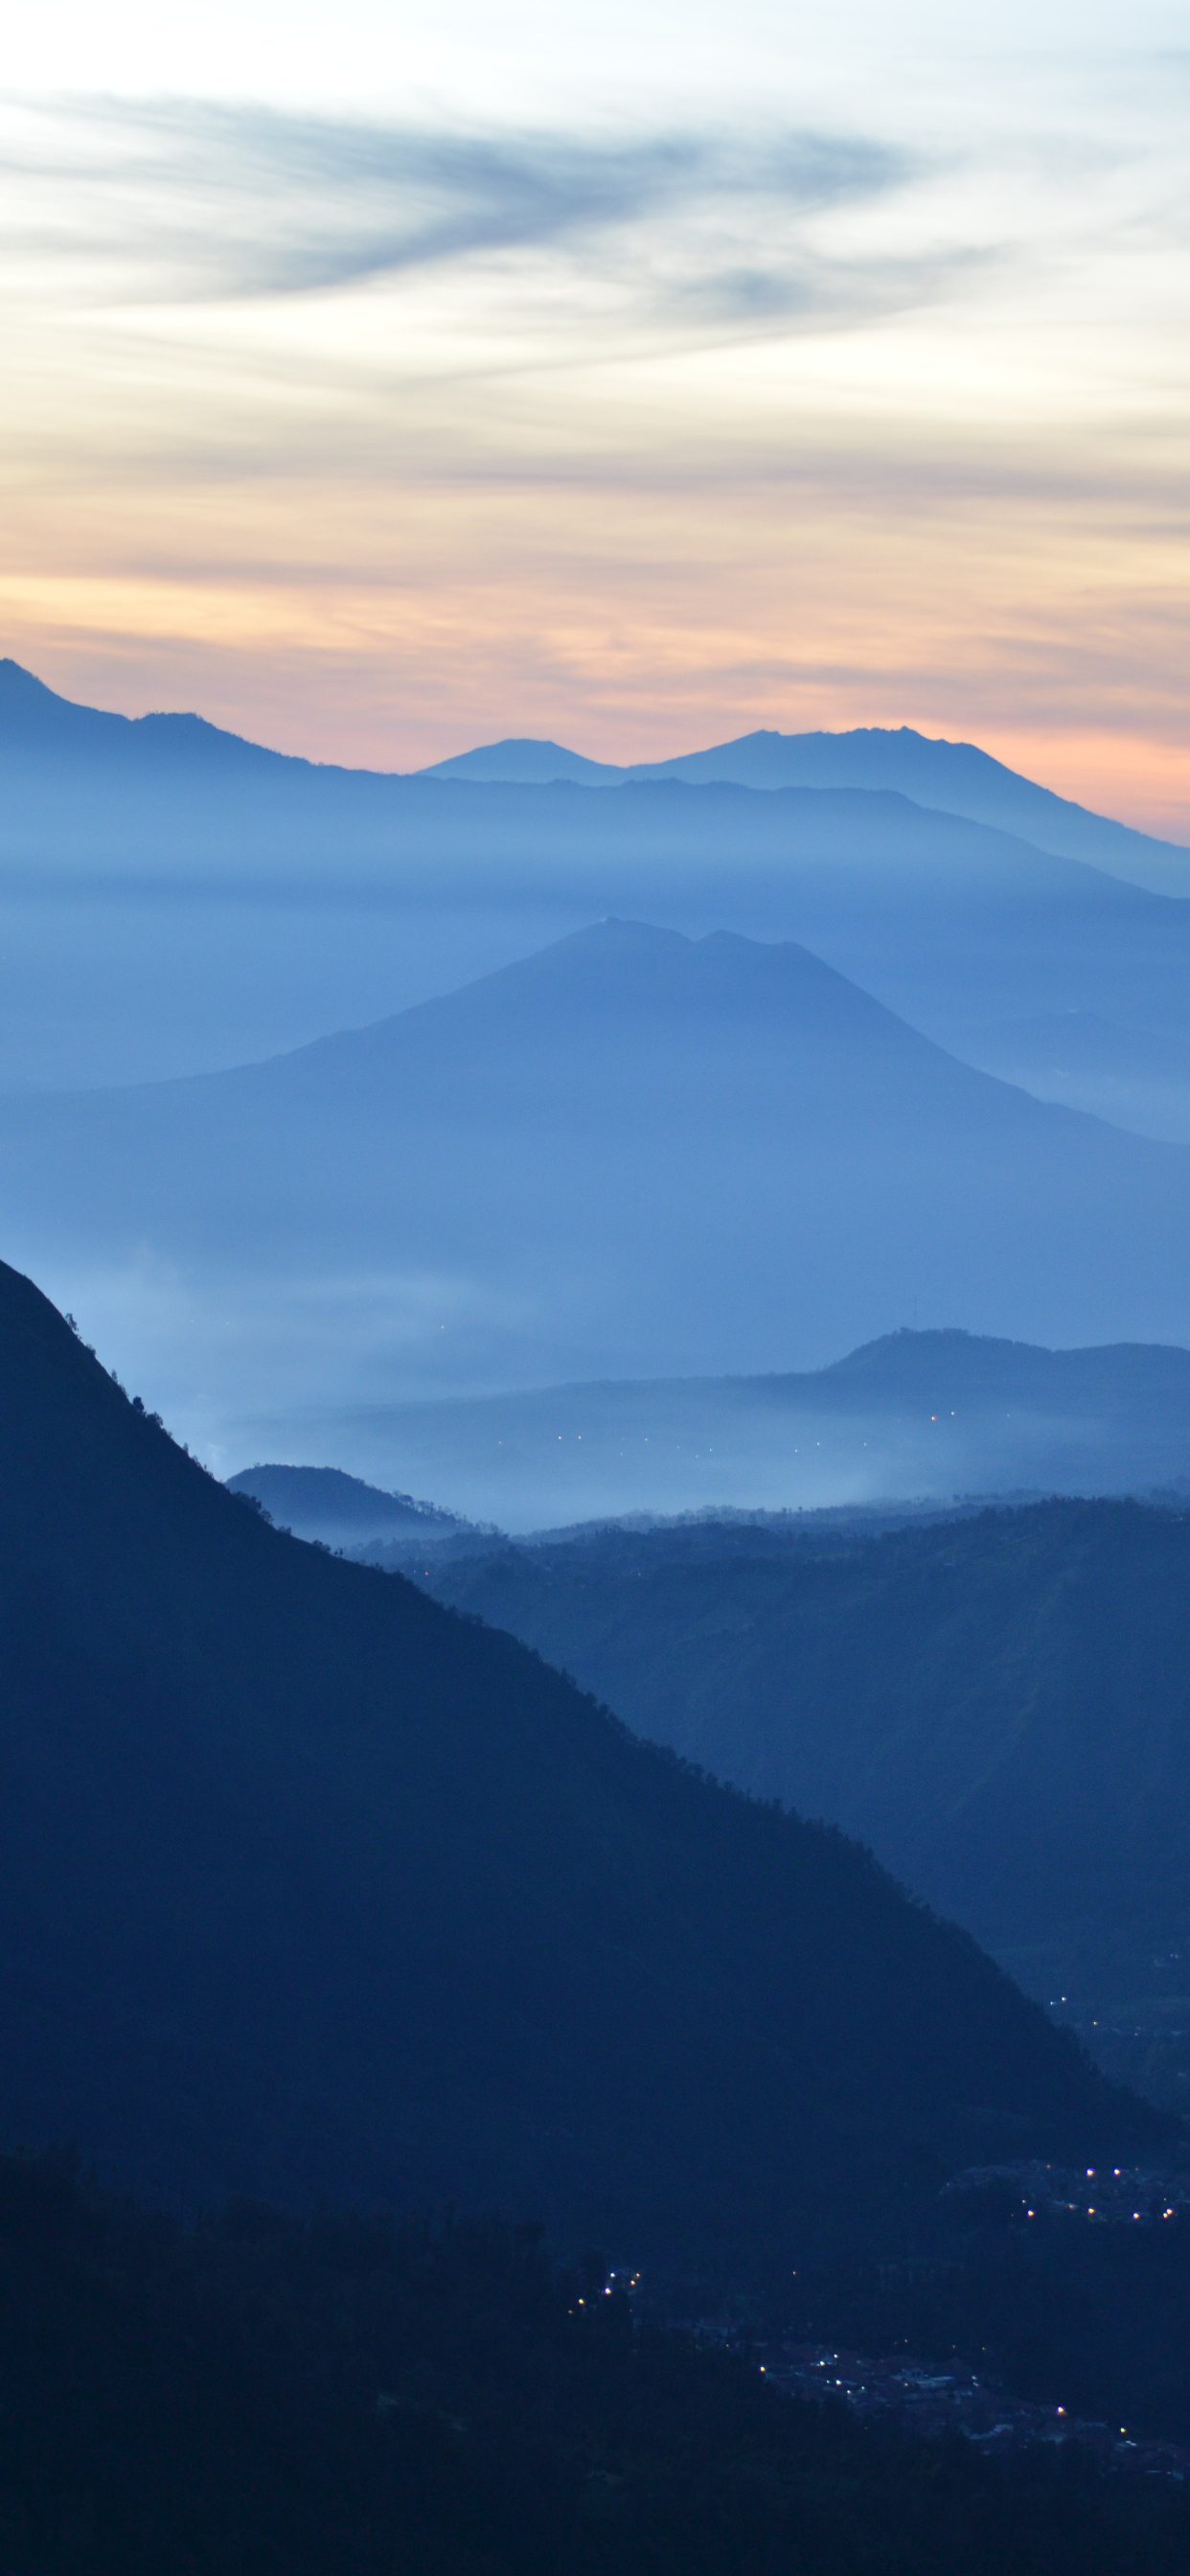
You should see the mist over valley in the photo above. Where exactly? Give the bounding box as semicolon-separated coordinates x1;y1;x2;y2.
8;893;1190;1458
232;1329;1190;1530
5;662;1190;2564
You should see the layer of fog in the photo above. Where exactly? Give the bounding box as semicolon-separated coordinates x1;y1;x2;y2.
11;924;1190;1466
953;1012;1190;1146
217;1374;1190;1534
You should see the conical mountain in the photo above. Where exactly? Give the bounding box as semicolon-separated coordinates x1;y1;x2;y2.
8;661;1190;1101
6;924;1190;1413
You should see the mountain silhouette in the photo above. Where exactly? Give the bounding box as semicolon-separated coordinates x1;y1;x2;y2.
0;1256;1160;2266
6;658;1157;925
422;731;622;784
10;661;1180;894
816;1325;1190;1412
226;1461;469;1547
7;924;1190;1424
420;721;1189;891
8;661;1190;1108
0;656;288;775
630;729;1190;889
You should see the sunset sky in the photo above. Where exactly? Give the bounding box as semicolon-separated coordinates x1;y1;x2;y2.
3;0;1187;830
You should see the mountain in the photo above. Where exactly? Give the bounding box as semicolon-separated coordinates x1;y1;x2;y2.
0;1257;1157;2269
291;1329;1190;1530
6;658;1161;945
0;656;291;778
11;663;1181;891
9;923;1190;1439
422;732;622;784
814;1326;1190;1414
6;661;1190;1110
226;1462;469;1549
420;723;1190;895
623;729;1190;893
419;1496;1190;2004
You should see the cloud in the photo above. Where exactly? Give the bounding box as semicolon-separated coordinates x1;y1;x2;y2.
3;95;923;316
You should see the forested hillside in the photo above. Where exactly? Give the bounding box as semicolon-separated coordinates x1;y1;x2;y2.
0;1260;1155;2279
419;1500;1190;1992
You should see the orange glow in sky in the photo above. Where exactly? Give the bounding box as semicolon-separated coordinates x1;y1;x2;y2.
2;4;1187;835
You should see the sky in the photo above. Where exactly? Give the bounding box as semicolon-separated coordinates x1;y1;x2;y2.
2;1;1188;831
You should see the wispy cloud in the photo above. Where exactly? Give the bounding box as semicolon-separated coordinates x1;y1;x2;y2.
3;96;924;317
4;40;1186;835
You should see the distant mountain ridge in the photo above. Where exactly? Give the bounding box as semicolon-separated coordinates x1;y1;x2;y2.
0;657;294;775
262;1328;1190;1531
3;657;1185;896
417;731;622;786
11;656;1190;1132
814;1324;1190;1412
423;722;1189;890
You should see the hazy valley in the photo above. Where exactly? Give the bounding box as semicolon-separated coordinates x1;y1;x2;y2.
232;1327;1190;1528
5;662;1190;2567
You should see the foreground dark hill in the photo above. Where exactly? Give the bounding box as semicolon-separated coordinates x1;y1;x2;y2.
421;1498;1190;1997
7;2163;1190;2565
8;926;1190;1412
7;2158;1190;2576
0;1261;1163;2265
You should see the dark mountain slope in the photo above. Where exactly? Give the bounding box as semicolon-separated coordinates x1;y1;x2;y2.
0;1262;1163;2266
420;1499;1190;1984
